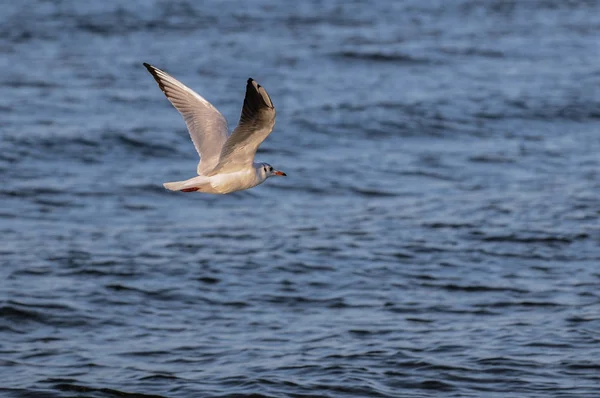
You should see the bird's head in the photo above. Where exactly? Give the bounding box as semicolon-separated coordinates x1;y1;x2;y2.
260;162;286;179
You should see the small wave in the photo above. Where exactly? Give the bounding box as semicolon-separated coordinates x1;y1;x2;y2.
371;250;414;260
348;329;394;336
440;47;505;59
350;187;400;197
9;266;53;277
121;203;154;211
477;233;588;245
122;183;173;196
275;261;336;274
165;242;206;252
0;388;59;398
264;294;348;309
333;51;433;64
478;300;565;308
33;198;81;208
475;356;540;368
309;381;394;397
524;341;573;348
54;383;168;398
116;134;175;157
396;170;457;181
0;305;45;323
138;374;179;381
6;300;74;312
75;6;217;36
422;221;476;229
419;283;529;294
196;276;221;284
405;317;435;323
119;350;173;358
1;186;64;198
477;97;600;122
413;380;455;391
285;15;372;28
474;248;553;260
1;80;59;89
561;361;600;370
468;154;515;164
104;284;185;302
0;302;90;329
211;393;277;398
566;315;600;323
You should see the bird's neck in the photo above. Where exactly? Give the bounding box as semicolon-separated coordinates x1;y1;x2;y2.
252;162;267;182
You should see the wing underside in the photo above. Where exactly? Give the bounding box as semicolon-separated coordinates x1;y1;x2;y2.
143;63;229;175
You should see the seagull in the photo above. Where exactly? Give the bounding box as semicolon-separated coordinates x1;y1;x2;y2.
143;63;286;194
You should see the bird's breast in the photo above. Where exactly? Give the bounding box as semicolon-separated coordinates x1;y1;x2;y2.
209;169;262;194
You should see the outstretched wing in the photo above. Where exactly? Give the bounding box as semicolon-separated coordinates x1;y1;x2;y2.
208;78;276;175
143;63;229;175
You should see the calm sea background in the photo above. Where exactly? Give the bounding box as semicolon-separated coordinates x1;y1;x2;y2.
1;1;600;397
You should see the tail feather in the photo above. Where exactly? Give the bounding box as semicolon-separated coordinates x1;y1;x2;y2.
163;181;188;191
163;176;211;192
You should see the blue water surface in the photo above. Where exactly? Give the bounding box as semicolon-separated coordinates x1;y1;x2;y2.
1;1;600;397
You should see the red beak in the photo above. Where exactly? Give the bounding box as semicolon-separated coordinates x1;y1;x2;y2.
274;171;287;176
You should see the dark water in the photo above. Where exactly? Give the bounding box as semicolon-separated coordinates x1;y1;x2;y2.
2;1;600;397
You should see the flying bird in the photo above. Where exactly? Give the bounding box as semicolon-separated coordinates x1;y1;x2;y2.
143;63;286;194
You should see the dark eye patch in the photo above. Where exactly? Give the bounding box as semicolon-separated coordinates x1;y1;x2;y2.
269;167;273;171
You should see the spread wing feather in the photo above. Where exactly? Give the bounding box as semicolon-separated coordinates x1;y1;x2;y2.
208;78;276;175
143;63;229;175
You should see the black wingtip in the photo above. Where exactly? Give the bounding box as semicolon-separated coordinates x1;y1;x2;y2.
143;63;167;94
143;63;161;82
247;78;263;91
